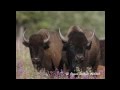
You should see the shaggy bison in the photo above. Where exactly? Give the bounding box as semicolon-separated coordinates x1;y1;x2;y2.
59;26;101;73
23;29;63;71
99;39;105;66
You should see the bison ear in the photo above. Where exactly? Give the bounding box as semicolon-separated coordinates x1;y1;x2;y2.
43;42;49;49
63;42;68;51
86;41;92;50
23;41;29;47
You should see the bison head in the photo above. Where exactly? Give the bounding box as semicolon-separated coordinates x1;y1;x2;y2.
59;26;94;72
22;30;50;71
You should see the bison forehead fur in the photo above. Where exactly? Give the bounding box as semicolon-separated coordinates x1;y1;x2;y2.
29;34;44;46
68;31;88;46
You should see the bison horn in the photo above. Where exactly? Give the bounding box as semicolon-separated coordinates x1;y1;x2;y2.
23;30;29;43
44;32;50;43
59;28;68;42
73;25;83;32
88;29;95;42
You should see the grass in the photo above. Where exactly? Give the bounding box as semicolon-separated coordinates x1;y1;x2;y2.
16;37;105;79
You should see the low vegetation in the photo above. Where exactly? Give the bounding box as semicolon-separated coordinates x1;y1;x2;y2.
16;11;105;79
16;38;105;79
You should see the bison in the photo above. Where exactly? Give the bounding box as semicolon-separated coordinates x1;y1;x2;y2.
99;39;105;66
23;29;63;71
59;26;101;73
96;39;105;78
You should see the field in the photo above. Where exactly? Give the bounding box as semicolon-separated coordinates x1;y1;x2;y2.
16;37;105;79
16;11;105;79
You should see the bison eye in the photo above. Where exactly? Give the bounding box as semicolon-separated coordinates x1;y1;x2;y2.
69;44;75;49
62;42;69;51
69;44;73;47
43;43;49;49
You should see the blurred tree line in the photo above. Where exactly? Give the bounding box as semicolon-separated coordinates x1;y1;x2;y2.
16;11;105;39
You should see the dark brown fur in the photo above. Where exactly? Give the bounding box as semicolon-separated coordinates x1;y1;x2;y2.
99;39;105;66
60;26;100;72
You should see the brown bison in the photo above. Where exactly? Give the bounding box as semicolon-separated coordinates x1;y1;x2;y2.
23;29;63;71
99;39;105;66
96;39;105;78
59;26;101;73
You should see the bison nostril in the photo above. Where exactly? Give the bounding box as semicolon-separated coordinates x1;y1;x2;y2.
75;55;84;61
80;56;84;60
